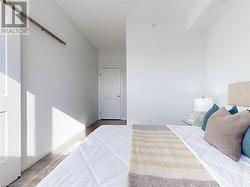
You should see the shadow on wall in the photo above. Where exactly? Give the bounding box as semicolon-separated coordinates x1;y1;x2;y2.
0;71;91;170
21;90;87;169
20;72;97;170
1;56;98;171
19;19;98;169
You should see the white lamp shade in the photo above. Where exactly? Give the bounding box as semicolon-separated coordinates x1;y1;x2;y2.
194;98;214;112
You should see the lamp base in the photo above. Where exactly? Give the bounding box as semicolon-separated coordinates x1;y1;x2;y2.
194;112;205;126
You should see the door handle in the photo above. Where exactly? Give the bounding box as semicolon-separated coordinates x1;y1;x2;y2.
117;95;121;98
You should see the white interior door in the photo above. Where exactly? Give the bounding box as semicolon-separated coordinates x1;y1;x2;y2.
100;69;121;119
0;34;21;186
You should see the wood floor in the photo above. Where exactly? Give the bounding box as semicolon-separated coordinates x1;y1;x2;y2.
86;119;127;136
9;120;127;187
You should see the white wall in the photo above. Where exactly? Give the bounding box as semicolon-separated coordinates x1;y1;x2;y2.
98;49;127;119
126;16;206;125
206;1;250;106
187;0;232;30
21;0;98;170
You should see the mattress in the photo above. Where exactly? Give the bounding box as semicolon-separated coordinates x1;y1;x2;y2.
38;125;250;187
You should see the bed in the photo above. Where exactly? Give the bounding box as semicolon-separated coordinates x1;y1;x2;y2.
38;82;250;187
38;125;250;187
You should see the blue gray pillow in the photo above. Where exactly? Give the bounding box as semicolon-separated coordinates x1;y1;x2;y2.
228;105;238;114
201;104;220;131
242;127;250;158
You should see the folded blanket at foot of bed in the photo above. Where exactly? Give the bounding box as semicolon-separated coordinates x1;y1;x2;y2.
128;125;219;187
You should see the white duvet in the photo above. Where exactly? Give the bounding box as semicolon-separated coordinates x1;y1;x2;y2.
38;125;250;187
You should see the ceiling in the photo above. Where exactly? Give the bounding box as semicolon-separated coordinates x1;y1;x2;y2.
56;0;195;50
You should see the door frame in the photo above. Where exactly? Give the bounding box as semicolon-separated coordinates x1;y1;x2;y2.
98;67;123;120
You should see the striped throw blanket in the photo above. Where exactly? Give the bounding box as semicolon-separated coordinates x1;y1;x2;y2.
128;125;219;187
